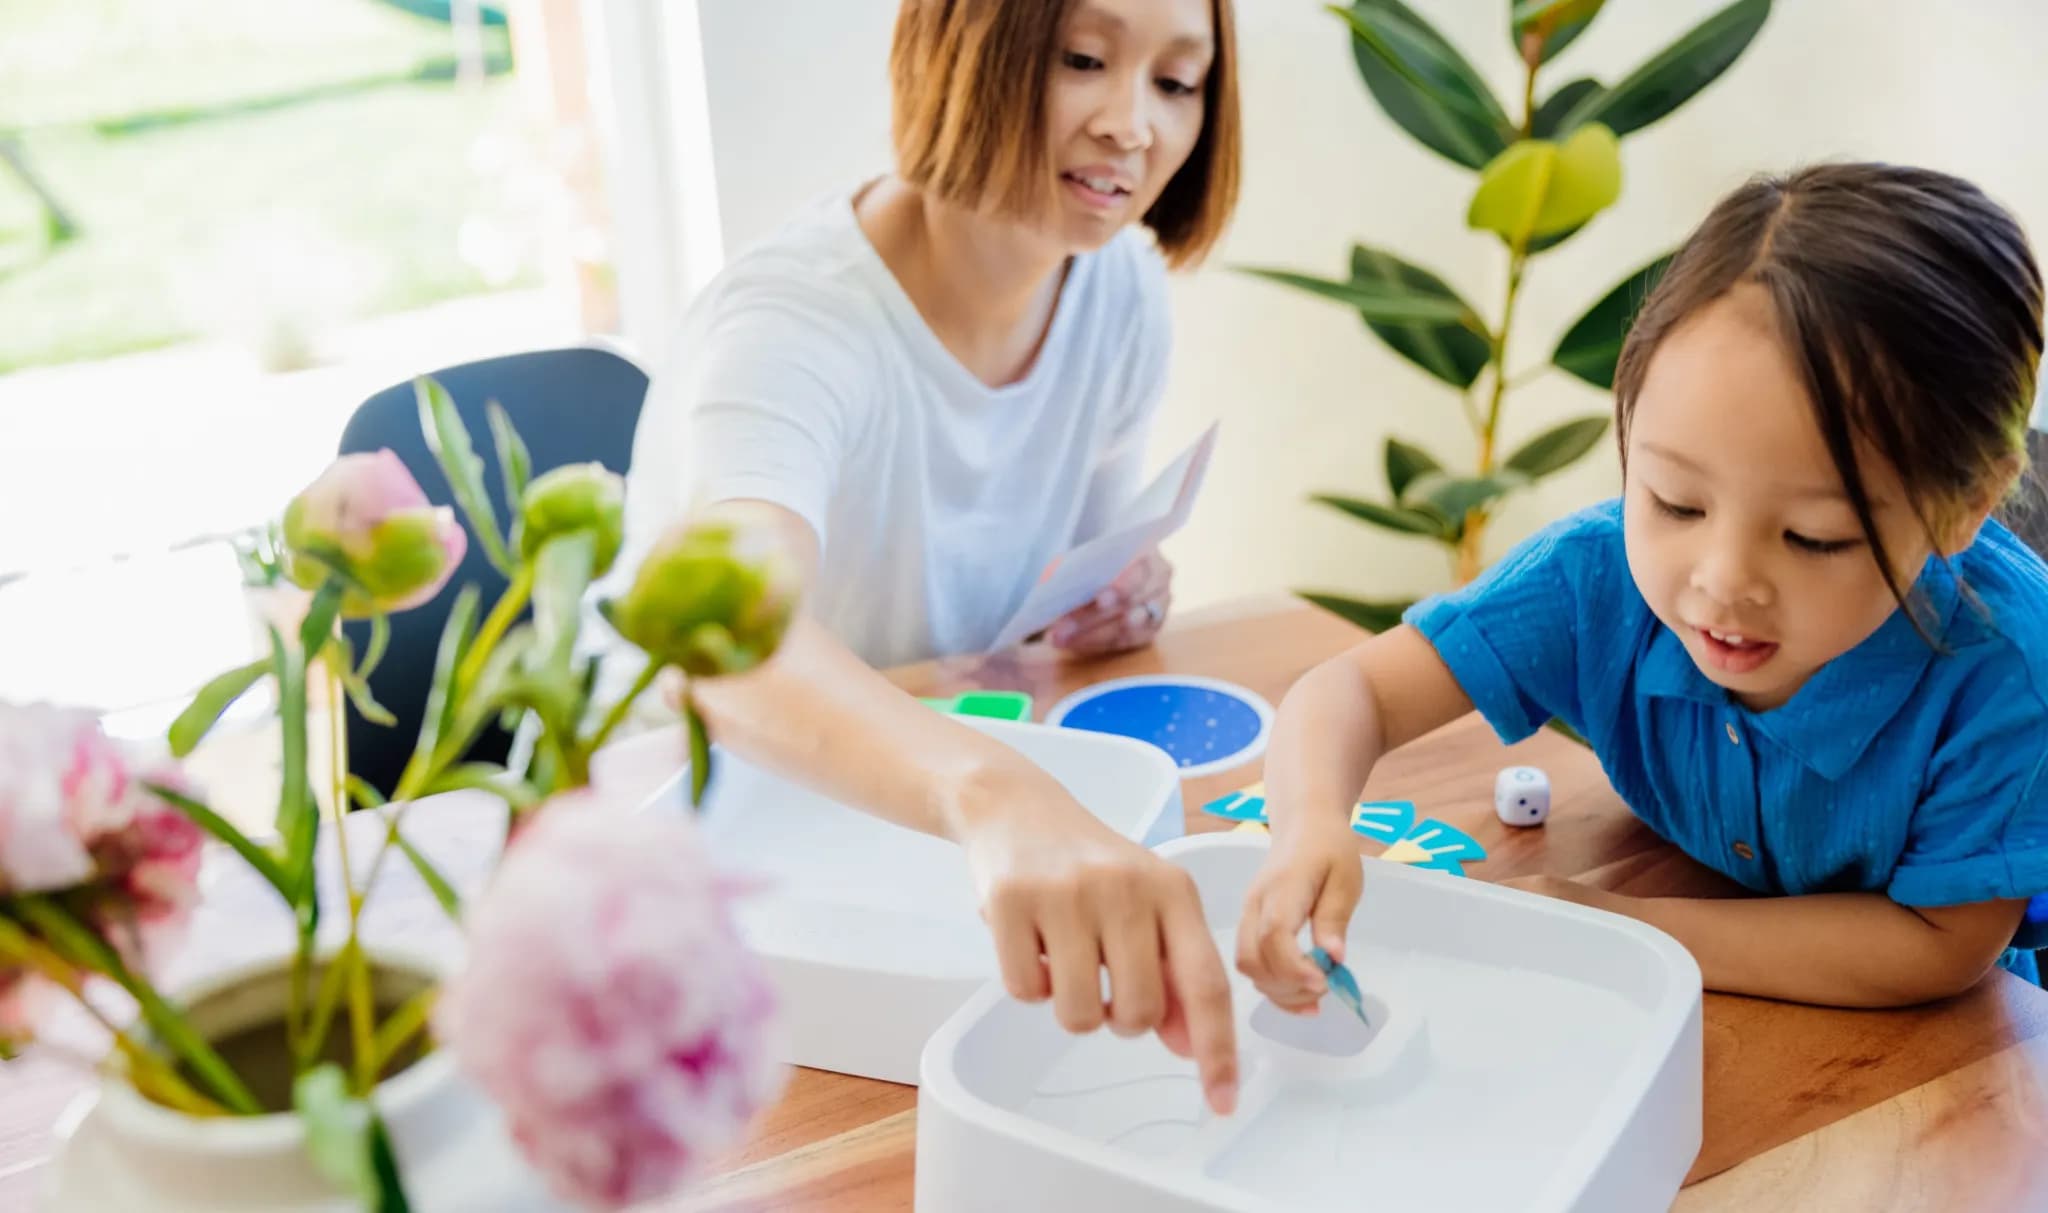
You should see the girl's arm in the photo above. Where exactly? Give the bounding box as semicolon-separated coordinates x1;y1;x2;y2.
1237;626;1476;1009
1511;876;2027;1006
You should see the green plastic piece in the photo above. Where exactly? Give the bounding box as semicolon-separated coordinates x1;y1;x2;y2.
920;690;1034;721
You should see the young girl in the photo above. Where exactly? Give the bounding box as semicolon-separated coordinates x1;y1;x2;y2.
1239;162;2048;1011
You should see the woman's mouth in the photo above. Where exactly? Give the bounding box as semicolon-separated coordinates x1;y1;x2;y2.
1697;627;1780;674
1061;171;1130;209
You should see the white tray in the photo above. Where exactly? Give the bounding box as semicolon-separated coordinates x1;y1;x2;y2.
916;833;1703;1212
643;716;1184;1083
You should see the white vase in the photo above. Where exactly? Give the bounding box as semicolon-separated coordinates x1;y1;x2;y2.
42;949;575;1213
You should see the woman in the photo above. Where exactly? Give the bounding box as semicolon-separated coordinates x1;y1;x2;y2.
616;0;1243;1113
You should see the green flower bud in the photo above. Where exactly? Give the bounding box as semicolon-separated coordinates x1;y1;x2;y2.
605;507;800;678
520;463;626;577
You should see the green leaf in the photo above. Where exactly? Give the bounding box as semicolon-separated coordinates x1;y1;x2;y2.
1531;77;1605;138
1511;0;1605;65
167;658;268;758
1467;125;1621;247
1237;267;1477;326
341;669;397;729
409;585;482;780
17;895;261;1115
530;531;598;682
1385;437;1443;499
366;1107;414;1213
391;829;463;922
1298;592;1416;634
1311;494;1447;537
425;762;541;812
1408;471;1529;524
1503;415;1613;478
1546;125;1622;230
297;578;347;661
685;696;712;808
295;1064;372;1199
1555;0;1771;137
1350;244;1493;388
1553;251;1676;388
414;376;512;576
358;615;391;683
369;986;438;1076
147;781;292;901
324;628;396;729
1468;140;1551;246
269;625;318;941
1334;1;1513;170
447;631;545;762
486;400;532;517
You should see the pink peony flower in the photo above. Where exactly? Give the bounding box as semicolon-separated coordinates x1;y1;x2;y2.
281;449;468;616
0;702;110;893
435;796;785;1210
100;769;206;975
0;702;205;979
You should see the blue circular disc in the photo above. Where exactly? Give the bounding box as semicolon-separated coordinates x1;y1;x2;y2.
1047;676;1272;776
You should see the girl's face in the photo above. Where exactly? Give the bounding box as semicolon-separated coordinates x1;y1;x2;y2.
1042;0;1212;251
1622;284;1939;712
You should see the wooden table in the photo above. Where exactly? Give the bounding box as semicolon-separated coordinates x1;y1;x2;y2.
666;597;2048;1213
7;596;2048;1211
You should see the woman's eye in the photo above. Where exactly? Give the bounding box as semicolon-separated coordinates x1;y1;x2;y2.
1061;50;1104;71
1157;77;1199;96
1786;530;1862;556
1651;494;1702;521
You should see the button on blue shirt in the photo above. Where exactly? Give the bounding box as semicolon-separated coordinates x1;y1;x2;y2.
1406;500;2048;922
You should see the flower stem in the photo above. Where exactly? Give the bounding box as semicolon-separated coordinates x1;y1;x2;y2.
320;654;379;1095
452;565;533;701
13;897;260;1115
361;568;534;905
586;657;661;759
0;917;227;1115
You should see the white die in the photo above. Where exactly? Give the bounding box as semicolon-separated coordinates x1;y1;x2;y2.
1495;766;1550;826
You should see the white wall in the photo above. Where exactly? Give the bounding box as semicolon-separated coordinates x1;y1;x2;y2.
686;0;2048;613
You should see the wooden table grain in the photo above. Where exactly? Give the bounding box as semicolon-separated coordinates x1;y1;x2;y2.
7;595;2047;1212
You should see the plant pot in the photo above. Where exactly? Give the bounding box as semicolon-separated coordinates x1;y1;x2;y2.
42;949;571;1212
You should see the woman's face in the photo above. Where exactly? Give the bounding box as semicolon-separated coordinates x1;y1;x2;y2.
1041;0;1213;251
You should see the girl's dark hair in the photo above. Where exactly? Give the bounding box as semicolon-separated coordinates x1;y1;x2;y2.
1614;163;2044;633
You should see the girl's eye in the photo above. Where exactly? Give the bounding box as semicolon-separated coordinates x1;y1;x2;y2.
1651;493;1702;521
1786;530;1862;556
1062;50;1104;71
1157;77;1199;97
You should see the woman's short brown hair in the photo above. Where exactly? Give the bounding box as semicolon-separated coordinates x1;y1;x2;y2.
887;0;1241;268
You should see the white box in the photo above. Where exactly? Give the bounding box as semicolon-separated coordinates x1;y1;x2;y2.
645;717;1184;1084
916;833;1703;1212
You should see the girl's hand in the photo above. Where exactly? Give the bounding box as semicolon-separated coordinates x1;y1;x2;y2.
1047;548;1173;655
1234;818;1364;1013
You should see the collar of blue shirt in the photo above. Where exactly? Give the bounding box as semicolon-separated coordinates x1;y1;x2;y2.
1634;556;1964;780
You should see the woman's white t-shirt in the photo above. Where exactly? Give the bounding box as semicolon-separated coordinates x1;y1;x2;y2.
614;190;1174;669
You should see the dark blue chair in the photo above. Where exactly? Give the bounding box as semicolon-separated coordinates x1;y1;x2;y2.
336;345;648;798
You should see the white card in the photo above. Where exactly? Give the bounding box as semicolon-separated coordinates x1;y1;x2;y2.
987;423;1218;652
